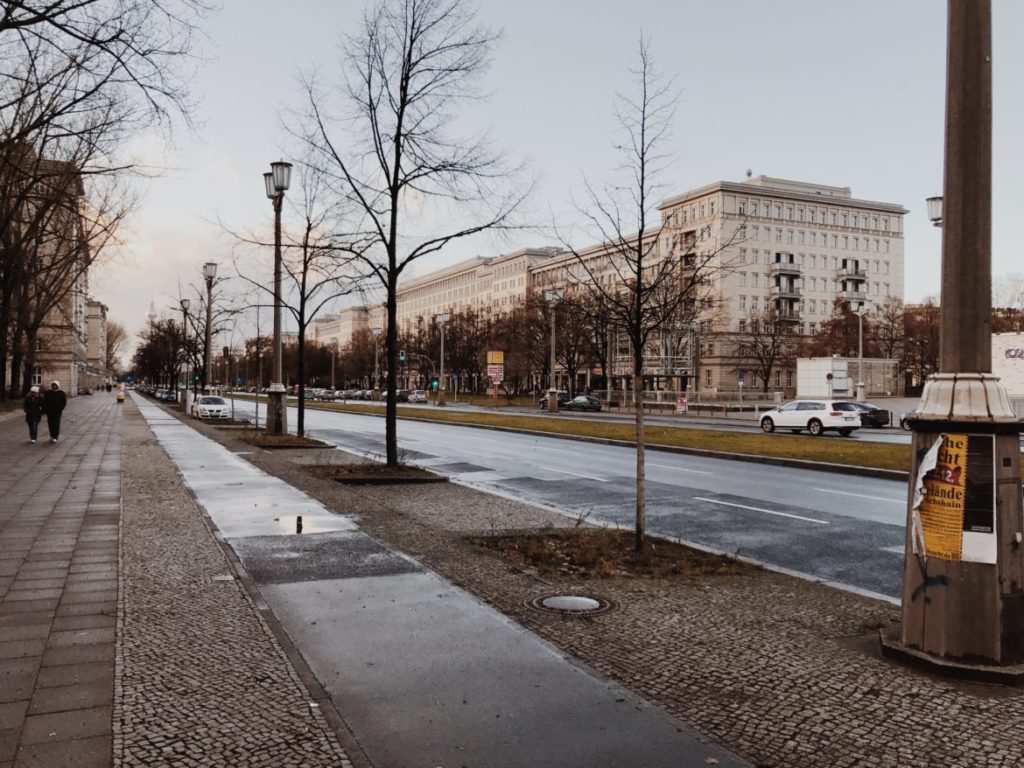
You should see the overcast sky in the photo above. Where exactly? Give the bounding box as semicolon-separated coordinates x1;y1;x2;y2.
92;0;1024;351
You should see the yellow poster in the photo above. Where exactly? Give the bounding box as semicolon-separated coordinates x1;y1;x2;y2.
917;433;968;562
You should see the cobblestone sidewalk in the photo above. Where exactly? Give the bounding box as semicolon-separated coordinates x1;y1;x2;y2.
117;405;353;767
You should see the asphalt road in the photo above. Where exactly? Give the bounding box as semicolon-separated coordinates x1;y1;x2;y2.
229;398;909;601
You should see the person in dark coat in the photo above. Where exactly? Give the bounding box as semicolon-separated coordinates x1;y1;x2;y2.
23;385;44;443
42;380;67;443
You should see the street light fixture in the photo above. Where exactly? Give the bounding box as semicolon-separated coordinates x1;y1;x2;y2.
435;314;449;406
180;298;190;407
544;288;563;413
264;159;292;435
926;195;943;227
852;301;871;402
203;262;217;394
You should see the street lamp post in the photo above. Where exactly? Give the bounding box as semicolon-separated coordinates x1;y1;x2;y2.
203;262;217;394
180;298;190;408
331;346;336;390
263;160;292;435
545;288;563;413
436;314;449;406
854;301;869;402
372;327;382;398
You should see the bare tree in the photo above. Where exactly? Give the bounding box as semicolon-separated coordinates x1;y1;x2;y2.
560;38;729;551
105;319;128;374
870;295;904;360
730;309;800;393
299;0;526;465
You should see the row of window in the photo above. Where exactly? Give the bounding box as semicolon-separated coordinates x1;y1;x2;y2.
737;273;891;293
736;200;894;232
738;225;892;253
736;250;891;273
736;287;889;314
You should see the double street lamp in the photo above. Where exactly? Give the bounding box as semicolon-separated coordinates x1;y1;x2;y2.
180;298;190;405
203;262;217;393
545;288;563;413
435;314;449;406
263;160;292;435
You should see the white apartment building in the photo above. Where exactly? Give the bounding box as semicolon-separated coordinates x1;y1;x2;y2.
320;175;906;396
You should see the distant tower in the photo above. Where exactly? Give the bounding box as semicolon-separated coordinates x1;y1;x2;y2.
145;299;157;326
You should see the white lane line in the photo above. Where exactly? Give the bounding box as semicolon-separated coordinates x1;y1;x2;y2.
814;488;904;504
556;469;609;483
694;497;829;525
648;463;713;475
880;545;905;554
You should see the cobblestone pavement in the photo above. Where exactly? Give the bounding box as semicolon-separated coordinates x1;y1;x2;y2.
117;404;353;767
187;417;1024;768
0;393;121;768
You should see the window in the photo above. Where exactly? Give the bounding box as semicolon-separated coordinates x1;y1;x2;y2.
31;366;42;386
809;277;817;291
752;226;759;241
739;295;746;310
831;235;838;248
842;213;848;227
751;296;759;310
738;248;747;263
739;320;747;333
843;236;849;249
700;204;705;218
775;371;782;387
798;231;805;245
710;201;716;215
809;299;817;314
883;240;890;254
775;204;782;218
706;369;712;387
752;273;759;288
831;212;837;225
797;208;804;222
787;230;794;244
752;250;759;264
883;261;889;275
786;371;793;387
809;322;817;334
776;230;782;243
739;224;747;239
786;206;793;220
738;201;746;215
882;217;889;231
739;272;747;287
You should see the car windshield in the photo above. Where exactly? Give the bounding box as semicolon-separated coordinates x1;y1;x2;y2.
200;397;226;405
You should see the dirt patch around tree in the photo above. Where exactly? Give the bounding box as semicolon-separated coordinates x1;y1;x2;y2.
307;462;447;484
238;430;332;449
468;528;753;580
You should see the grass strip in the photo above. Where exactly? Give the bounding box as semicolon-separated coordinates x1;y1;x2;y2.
308;400;913;472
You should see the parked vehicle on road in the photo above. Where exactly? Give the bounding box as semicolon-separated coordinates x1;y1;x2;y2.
407;389;427;403
192;395;230;419
838;402;891;428
759;400;861;436
899;409;920;431
538;391;570;410
563;395;602;412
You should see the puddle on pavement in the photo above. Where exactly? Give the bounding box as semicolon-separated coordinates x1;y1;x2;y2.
271;514;349;535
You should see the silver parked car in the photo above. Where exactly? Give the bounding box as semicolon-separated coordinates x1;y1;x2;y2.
192;395;230;419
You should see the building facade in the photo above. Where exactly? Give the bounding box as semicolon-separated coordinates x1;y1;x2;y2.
314;175;906;397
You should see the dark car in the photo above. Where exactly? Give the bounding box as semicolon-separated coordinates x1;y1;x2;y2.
538;391;571;410
899;408;920;431
838;401;891;428
563;395;602;412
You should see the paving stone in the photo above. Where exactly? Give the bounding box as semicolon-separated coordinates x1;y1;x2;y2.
36;661;113;689
42;642;113;667
28;682;112;715
13;734;111;768
18;706;111;745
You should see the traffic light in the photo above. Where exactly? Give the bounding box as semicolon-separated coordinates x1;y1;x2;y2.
399;349;406;362
431;378;439;391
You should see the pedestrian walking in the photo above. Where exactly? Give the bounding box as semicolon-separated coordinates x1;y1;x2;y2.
42;380;67;443
23;386;44;443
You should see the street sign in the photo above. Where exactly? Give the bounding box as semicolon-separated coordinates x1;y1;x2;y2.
487;363;504;381
487;351;504;365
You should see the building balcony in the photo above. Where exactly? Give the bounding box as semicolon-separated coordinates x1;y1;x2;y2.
770;261;802;277
770;284;802;300
841;290;869;303
837;266;867;281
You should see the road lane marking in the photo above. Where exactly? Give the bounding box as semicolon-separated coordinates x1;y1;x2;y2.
694;497;829;525
556;469;609;482
880;545;905;554
814;488;903;504
648;463;713;475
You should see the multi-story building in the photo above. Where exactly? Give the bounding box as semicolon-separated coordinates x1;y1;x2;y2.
311;175;906;397
82;299;108;388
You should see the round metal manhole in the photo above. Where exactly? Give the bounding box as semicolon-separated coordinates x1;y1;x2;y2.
527;593;615;616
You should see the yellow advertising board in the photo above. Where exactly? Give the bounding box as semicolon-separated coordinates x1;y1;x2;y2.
913;433;996;564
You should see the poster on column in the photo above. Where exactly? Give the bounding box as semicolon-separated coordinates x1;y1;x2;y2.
913;433;997;564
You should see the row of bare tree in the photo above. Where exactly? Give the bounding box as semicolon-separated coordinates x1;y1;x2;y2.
0;0;206;397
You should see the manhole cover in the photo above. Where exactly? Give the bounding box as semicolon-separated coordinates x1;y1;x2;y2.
527;594;614;616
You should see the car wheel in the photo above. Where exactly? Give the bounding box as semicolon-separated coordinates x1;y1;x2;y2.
760;418;775;433
808;418;824;436
901;418;912;432
839;428;853;437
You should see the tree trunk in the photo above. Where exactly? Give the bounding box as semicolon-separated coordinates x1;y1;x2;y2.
385;270;398;466
297;326;306;437
633;359;645;552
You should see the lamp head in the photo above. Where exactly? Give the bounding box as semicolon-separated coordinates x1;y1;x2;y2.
263;172;275;200
270;160;292;193
203;262;218;281
181;298;190;312
926;195;943;227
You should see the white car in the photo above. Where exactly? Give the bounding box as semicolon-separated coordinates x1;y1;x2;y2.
192;395;231;419
759;400;861;437
407;389;428;403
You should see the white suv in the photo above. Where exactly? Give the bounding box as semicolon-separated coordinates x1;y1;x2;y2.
759;400;861;437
